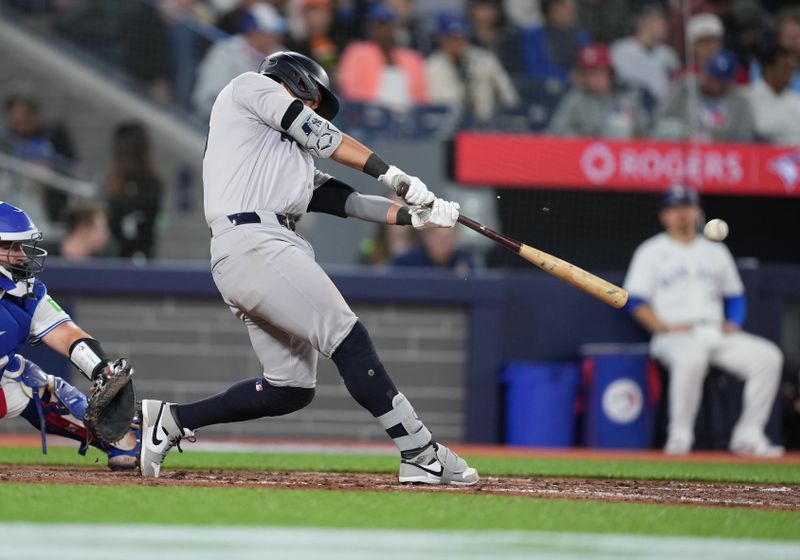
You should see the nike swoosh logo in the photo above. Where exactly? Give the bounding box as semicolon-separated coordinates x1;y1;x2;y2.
411;461;443;477
151;404;165;446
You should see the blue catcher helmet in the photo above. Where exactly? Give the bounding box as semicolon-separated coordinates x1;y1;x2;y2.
0;201;47;285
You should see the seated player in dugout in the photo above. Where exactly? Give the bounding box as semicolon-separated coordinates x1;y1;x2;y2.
139;51;477;485
623;185;784;457
0;202;140;469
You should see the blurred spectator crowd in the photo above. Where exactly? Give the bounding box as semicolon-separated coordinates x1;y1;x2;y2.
1;0;800;264
3;0;799;143
0;90;163;260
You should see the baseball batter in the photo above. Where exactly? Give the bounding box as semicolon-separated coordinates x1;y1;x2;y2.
0;202;139;469
140;51;477;485
624;185;783;456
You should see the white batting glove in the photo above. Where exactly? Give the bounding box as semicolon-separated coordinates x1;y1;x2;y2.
378;166;435;206
404;176;436;206
411;198;460;230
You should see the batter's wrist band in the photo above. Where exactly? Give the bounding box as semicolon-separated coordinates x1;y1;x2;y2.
69;338;110;380
396;207;412;226
363;153;390;179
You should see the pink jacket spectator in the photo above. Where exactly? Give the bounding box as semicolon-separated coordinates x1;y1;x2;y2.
337;42;428;104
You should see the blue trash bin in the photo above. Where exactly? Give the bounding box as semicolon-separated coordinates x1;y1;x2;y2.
581;343;652;449
503;362;580;447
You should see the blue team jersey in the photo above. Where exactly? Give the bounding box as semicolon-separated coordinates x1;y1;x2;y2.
0;276;72;373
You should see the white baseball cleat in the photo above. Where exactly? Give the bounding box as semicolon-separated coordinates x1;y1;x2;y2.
399;442;479;486
664;437;692;455
730;435;785;458
139;399;195;478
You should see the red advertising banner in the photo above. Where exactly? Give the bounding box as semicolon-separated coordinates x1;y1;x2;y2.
454;133;800;197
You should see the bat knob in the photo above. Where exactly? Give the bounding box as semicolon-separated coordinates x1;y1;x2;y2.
396;182;409;198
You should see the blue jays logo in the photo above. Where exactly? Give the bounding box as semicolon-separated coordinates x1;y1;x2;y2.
768;150;800;193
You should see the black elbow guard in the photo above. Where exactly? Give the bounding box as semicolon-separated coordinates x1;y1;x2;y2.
306;179;356;218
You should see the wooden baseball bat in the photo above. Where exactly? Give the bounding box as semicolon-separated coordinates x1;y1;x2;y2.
456;214;628;308
397;185;628;308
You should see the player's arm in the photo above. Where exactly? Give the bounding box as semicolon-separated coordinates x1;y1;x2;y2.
41;321;117;381
281;101;435;206
627;300;690;334
717;250;746;332
42;321;94;359
629;302;664;334
307;177;410;225
28;289;118;382
307;177;458;229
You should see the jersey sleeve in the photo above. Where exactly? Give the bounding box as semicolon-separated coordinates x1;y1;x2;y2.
30;289;72;338
719;245;745;296
623;242;656;300
231;72;297;131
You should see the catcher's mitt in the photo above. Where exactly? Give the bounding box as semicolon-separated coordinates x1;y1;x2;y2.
84;358;136;444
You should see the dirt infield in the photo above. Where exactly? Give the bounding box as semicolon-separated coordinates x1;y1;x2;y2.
1;466;798;511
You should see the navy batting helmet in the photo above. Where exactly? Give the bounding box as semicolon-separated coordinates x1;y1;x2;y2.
259;51;339;120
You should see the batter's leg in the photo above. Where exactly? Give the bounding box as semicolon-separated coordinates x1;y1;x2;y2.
143;318;315;477
652;333;710;453
710;331;783;456
332;321;478;485
173;315;317;430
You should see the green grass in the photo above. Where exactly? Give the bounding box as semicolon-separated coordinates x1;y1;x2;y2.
2;446;799;484
0;484;798;540
2;447;799;541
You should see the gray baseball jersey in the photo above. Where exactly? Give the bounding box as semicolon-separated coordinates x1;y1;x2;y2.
203;71;357;389
203;71;331;224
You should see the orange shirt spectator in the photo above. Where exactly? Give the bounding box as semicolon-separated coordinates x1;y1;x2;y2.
337;4;427;110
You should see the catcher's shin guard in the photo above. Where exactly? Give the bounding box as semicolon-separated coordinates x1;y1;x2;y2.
6;356;89;453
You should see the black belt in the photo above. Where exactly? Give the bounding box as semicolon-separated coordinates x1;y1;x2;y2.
227;212;297;231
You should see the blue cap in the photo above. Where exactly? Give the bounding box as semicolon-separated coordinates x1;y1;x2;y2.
436;11;469;37
661;185;700;208
368;4;396;23
705;49;738;81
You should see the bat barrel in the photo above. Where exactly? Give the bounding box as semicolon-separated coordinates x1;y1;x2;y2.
518;244;629;309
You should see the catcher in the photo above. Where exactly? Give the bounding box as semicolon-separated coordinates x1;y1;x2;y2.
0;201;139;469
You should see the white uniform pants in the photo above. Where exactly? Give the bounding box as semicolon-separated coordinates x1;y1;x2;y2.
651;326;783;446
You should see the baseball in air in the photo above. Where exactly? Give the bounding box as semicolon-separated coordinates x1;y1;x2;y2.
703;218;729;242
